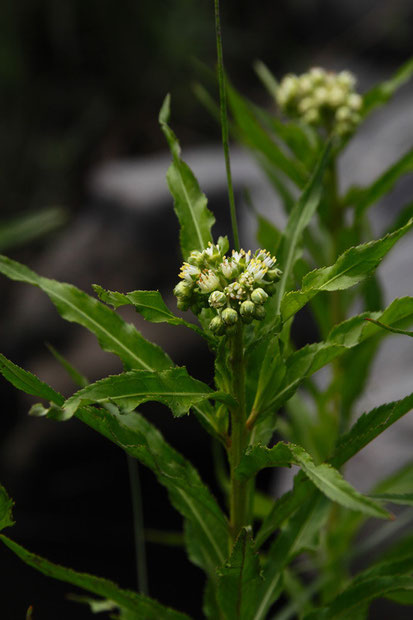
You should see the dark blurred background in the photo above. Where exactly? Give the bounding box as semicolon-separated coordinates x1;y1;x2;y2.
1;1;413;618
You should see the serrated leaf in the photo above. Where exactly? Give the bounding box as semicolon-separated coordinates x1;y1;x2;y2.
353;147;413;218
0;485;14;532
257;297;413;418
274;139;332;313
75;407;229;574
93;285;204;338
0;255;172;372
217;529;263;620
363;56;413;116
236;443;389;519
281;219;413;321
63;367;234;419
0;535;190;619
159;94;215;259
331;392;413;469
0;353;64;405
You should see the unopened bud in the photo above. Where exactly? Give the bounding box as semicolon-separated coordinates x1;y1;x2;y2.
187;250;204;267
255;305;266;321
209;290;227;309
267;268;282;282
251;288;268;305
209;315;225;335
240;300;255;318
173;281;192;298
221;307;238;325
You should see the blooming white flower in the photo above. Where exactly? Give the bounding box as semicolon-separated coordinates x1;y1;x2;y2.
179;262;201;282
197;269;221;293
245;258;268;284
221;257;237;279
255;250;277;270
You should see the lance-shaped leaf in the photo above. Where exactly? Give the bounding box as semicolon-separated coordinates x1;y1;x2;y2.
228;85;308;187
0;486;14;532
353;147;413;218
159;94;215;259
0;353;64;405
364;317;413;338
0;207;67;252
0;255;172;372
274;140;332;313
362;56;413;116
0;535;190;619
217;529;263;620
75;407;229;574
281;219;413;321
256;391;413;549
93;285;204;338
257;297;413;418
63;367;234;419
236;443;389;520
46;343;89;388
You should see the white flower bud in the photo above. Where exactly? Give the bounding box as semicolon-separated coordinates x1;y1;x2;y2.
208;290;227;309
303;108;320;125
327;86;346;107
221;307;238;325
209;315;224;335
337;70;356;90
221;257;237;279
299;76;313;95
240;300;255;317
251;288;268;305
309;67;325;83
314;87;328;105
173;281;192;298
179;262;201;282
336;106;351;121
347;93;362;110
298;97;314;114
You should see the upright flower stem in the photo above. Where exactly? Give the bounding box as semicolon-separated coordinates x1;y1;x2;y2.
214;0;240;252
228;322;249;542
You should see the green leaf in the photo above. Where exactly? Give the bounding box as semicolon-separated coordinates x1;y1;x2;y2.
304;576;413;619
369;493;413;506
274;139;332;313
46;343;89;388
75;407;229;574
93;285;205;338
281;219;413;321
0;353;64;405
256;214;282;256
0;535;190;619
0;486;14;532
363;56;413;116
331;392;413;469
159;94;215;259
353;147;413;218
227;85;308;187
0;255;172;372
63;367;234;419
236;443;390;520
364;317;413;338
0;207;67;252
217;529;263;620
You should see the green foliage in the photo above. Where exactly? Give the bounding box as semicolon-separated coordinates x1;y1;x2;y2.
1;32;413;620
0;535;190;619
159;94;215;260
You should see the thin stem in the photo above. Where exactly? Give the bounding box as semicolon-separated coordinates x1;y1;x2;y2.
127;455;149;595
228;322;249;541
214;0;240;251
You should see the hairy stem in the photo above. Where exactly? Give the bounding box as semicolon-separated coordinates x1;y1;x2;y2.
214;0;240;251
228;322;249;541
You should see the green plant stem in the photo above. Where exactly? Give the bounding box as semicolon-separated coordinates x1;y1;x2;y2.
127;455;148;595
228;323;250;542
214;0;240;251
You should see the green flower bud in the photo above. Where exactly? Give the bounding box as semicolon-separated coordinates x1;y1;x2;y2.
221;307;238;325
209;290;227;309
209;315;225;335
240;300;255;318
177;298;190;311
251;288;268;305
173;281;192;298
187;250;204;267
255;305;266;321
267;268;282;282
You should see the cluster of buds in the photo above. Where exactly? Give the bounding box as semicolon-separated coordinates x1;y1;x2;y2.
276;68;363;136
173;242;281;335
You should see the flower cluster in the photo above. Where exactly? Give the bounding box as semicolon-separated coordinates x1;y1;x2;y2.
276;68;363;136
173;242;281;335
